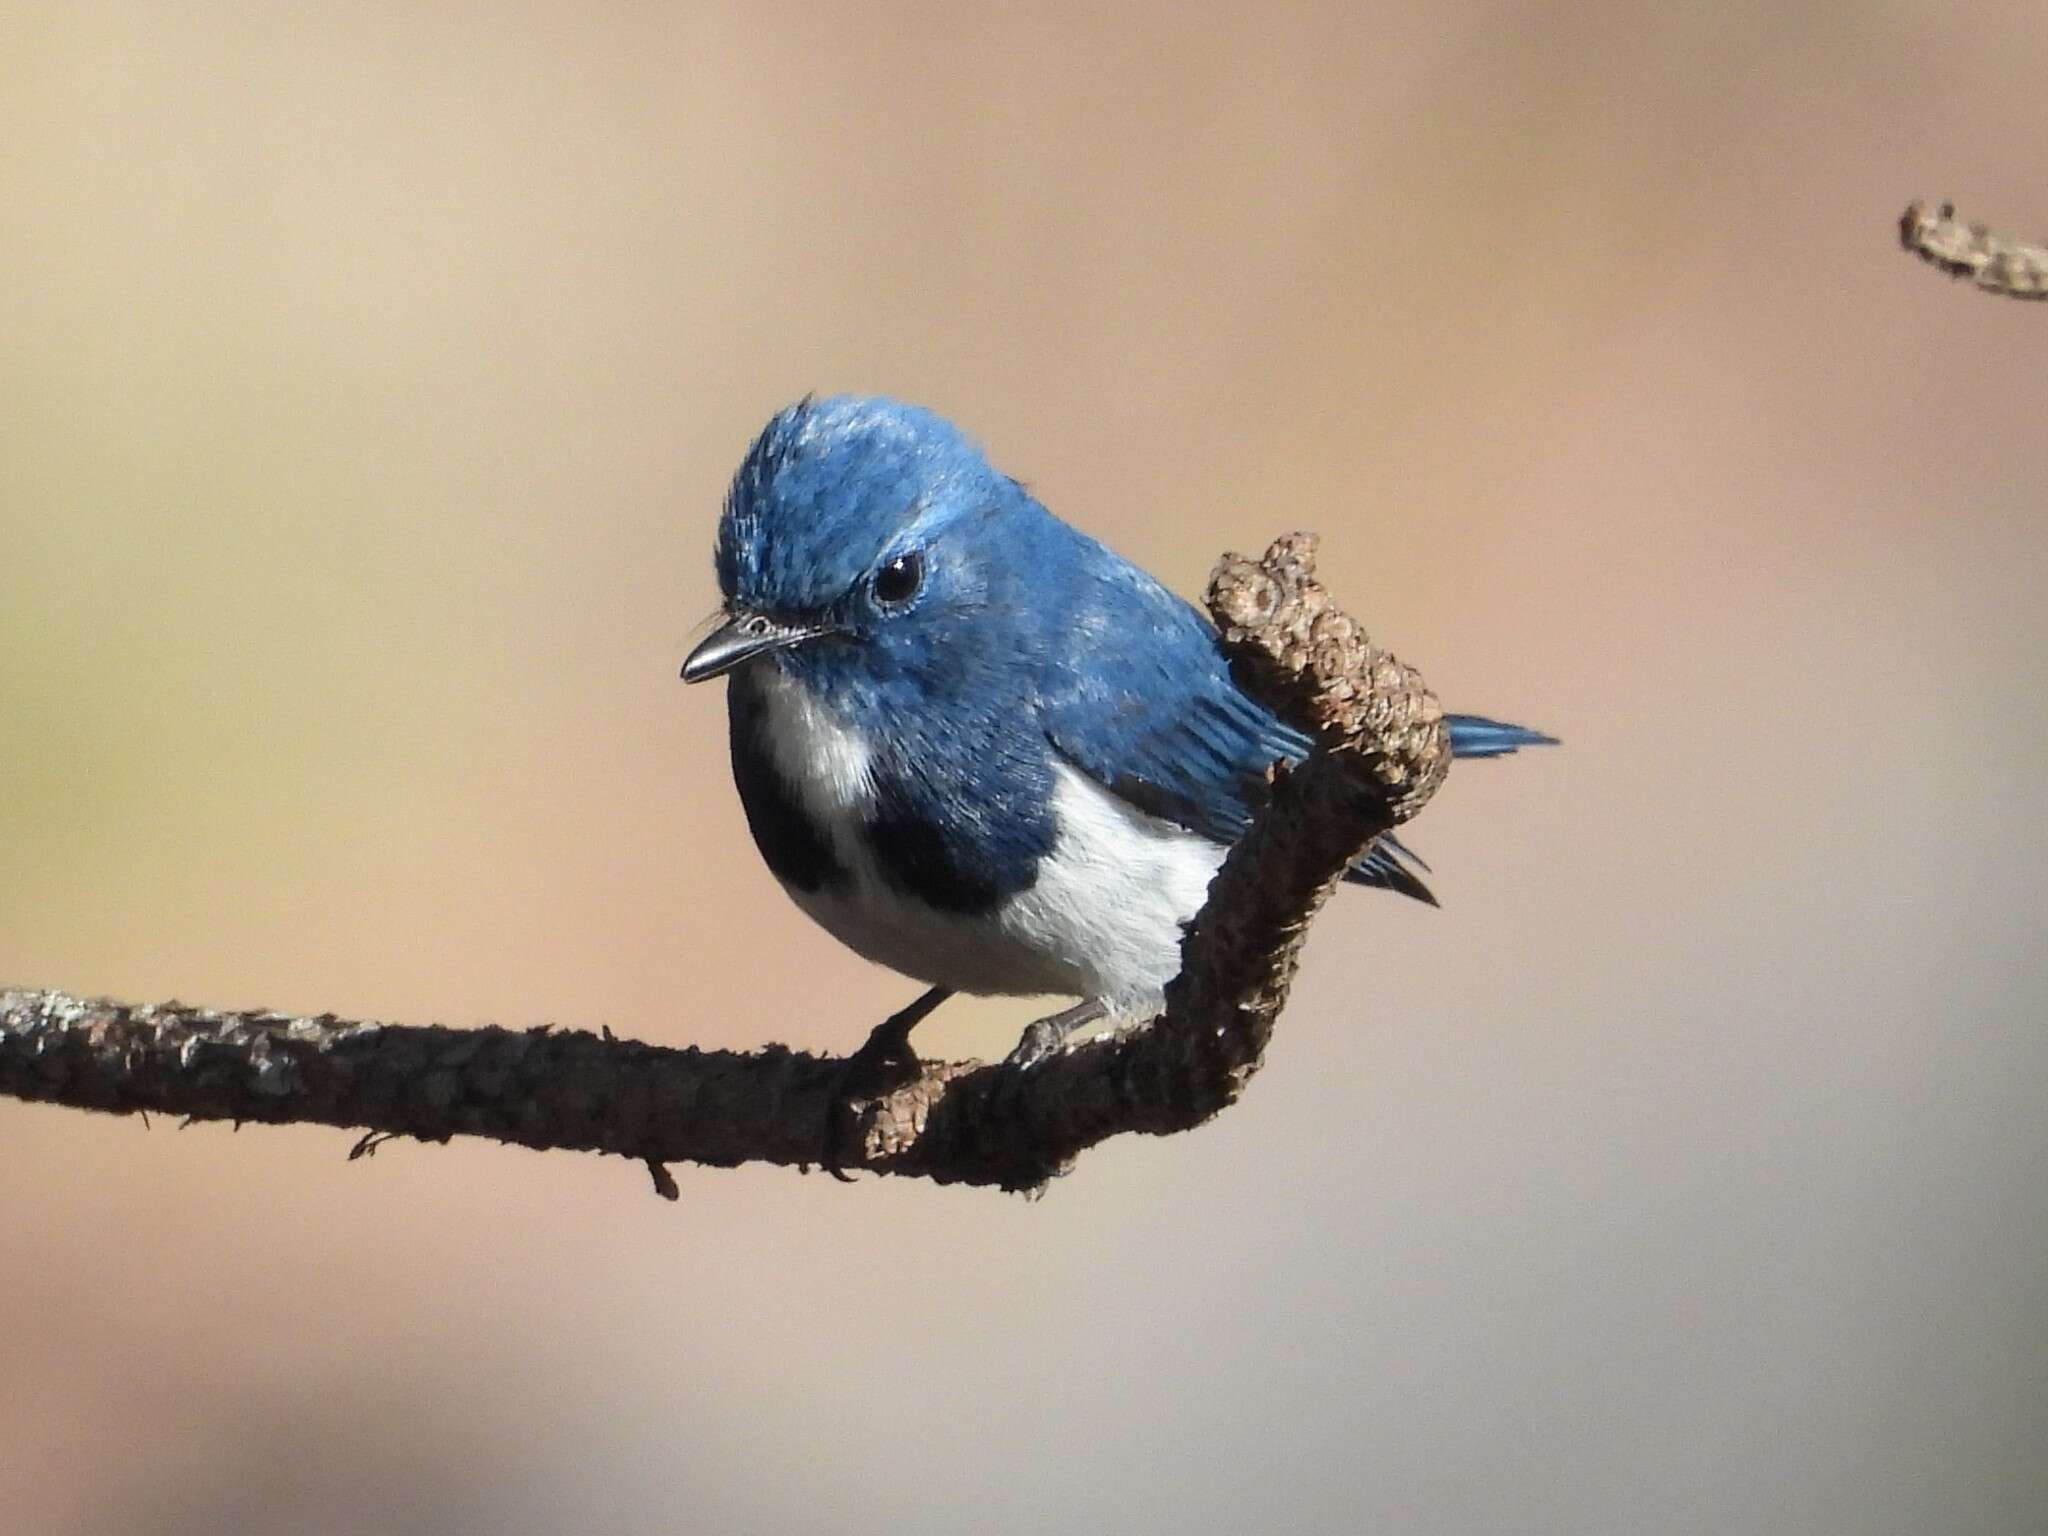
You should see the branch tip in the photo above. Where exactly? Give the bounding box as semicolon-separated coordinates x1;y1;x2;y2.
1899;199;2048;301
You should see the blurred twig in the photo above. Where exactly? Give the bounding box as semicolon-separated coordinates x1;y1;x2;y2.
0;535;1448;1195
1899;200;2048;300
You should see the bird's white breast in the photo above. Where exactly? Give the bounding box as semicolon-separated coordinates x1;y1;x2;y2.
751;661;879;831
746;664;1225;1011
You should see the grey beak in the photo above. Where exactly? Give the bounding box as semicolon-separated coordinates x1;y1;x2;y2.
680;611;826;683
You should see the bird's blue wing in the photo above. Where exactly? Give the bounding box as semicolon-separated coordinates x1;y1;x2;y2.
1040;590;1453;905
1034;538;1551;906
1036;552;1312;848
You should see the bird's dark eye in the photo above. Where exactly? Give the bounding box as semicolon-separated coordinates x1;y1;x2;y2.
872;551;924;606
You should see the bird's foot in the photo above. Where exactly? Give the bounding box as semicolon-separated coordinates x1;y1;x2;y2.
1004;1000;1109;1071
822;986;951;1181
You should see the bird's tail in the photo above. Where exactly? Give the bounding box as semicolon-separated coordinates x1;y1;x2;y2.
1343;712;1556;905
1347;836;1439;907
1446;713;1558;759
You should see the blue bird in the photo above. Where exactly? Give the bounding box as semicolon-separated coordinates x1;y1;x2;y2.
683;396;1553;1072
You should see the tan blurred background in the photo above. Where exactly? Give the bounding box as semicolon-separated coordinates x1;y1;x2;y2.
4;3;2044;1532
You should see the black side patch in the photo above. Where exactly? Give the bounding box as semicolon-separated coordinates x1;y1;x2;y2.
865;762;1049;917
727;674;848;893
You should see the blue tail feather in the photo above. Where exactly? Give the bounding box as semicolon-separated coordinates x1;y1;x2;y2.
1446;713;1558;759
1344;713;1555;905
1345;834;1439;906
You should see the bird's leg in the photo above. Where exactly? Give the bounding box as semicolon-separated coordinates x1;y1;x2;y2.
1005;999;1109;1070
841;984;952;1088
822;985;952;1180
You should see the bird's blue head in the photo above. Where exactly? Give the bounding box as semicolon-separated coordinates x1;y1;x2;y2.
682;395;1056;696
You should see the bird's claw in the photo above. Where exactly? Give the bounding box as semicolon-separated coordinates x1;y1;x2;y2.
1002;1000;1110;1071
822;1036;919;1181
1004;1017;1069;1071
820;986;951;1180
